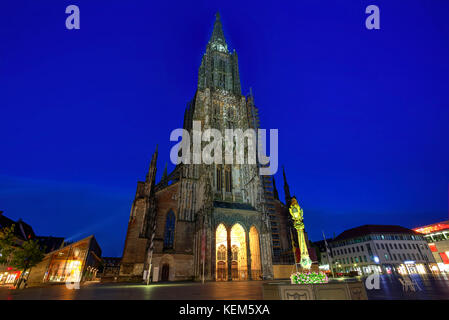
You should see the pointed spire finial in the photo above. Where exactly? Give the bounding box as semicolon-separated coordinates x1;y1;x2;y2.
283;166;291;206
209;12;227;51
146;145;159;182
150;144;158;166
272;176;279;200
162;162;168;181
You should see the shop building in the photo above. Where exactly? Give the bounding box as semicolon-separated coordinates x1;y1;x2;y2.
313;239;334;274
413;220;449;273
27;235;102;286
100;257;122;282
329;225;436;275
35;236;65;254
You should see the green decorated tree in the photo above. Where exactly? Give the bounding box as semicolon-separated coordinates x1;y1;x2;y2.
11;240;45;288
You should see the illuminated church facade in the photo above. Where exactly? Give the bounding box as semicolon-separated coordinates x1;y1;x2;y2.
119;13;297;282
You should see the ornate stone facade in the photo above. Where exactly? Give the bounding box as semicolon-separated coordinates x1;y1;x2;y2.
119;13;275;282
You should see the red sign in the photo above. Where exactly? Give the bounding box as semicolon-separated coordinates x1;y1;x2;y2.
439;252;449;264
414;223;449;234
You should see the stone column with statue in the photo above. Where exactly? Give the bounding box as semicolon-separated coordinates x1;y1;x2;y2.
289;196;313;270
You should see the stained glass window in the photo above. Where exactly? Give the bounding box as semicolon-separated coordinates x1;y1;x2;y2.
163;210;175;249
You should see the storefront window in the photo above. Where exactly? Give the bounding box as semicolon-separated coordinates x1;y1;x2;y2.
46;244;88;283
416;264;426;274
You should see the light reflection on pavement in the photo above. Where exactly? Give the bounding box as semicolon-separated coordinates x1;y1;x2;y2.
1;274;448;300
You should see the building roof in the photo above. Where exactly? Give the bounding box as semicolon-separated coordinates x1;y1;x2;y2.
102;257;122;266
413;220;449;234
334;225;420;241
45;235;102;258
0;212;15;229
102;257;121;261
16;219;36;240
0;212;35;240
35;236;65;253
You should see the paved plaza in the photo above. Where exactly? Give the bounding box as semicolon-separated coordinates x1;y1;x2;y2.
1;274;449;300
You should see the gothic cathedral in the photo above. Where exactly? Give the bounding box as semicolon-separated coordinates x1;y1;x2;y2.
119;13;276;282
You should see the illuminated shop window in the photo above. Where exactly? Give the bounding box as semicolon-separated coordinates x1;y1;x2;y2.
416;264;426;274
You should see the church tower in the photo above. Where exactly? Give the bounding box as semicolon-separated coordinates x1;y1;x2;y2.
119;147;158;279
119;13;274;282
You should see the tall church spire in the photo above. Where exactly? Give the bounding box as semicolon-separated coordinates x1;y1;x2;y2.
198;13;241;94
162;162;168;181
283;166;291;206
146;145;158;184
209;12;227;52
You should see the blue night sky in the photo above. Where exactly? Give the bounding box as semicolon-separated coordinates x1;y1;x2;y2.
1;1;448;256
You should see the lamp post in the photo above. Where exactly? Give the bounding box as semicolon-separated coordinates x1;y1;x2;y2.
289;196;312;270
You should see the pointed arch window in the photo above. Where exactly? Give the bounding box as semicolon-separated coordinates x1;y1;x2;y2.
163;210;176;249
216;166;222;191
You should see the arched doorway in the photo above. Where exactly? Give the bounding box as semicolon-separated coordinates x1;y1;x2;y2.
161;264;169;281
231;260;239;280
249;226;262;280
216;244;227;281
231;245;240;280
230;223;247;280
215;224;227;281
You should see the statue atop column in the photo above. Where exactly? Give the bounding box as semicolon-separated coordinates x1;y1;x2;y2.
289;196;312;270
